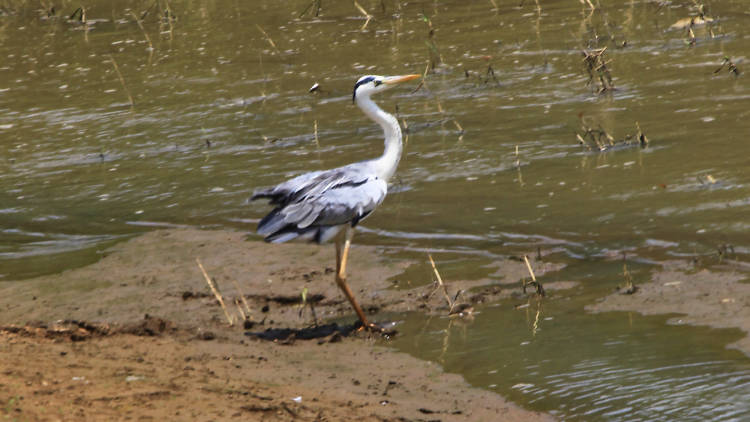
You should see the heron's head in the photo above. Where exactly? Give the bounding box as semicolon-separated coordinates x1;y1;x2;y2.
352;74;420;103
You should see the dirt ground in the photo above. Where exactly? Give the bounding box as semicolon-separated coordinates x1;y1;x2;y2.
0;228;558;422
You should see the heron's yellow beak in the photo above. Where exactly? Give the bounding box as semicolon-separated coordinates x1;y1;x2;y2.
384;74;421;85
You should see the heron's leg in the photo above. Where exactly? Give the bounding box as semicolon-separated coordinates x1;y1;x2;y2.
338;227;354;276
335;234;343;274
333;228;373;328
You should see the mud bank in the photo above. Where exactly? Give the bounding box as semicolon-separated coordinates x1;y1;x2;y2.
0;228;554;421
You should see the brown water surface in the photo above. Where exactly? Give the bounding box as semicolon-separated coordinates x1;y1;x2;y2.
2;0;750;419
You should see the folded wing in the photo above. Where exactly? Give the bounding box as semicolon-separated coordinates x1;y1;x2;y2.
251;165;387;243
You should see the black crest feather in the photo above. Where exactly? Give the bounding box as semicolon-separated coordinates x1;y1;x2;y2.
352;76;376;103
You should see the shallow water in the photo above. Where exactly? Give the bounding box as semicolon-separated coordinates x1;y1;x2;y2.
1;0;749;418
394;306;750;421
390;261;750;421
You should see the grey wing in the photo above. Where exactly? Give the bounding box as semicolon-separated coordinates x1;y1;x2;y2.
251;165;387;243
250;170;326;206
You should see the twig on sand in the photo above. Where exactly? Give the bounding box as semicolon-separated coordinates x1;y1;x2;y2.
196;258;234;325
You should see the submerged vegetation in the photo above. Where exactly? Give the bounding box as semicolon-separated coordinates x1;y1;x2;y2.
714;56;741;77
575;115;649;152
582;47;614;94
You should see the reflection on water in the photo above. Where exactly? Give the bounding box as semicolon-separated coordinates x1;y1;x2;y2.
2;0;750;418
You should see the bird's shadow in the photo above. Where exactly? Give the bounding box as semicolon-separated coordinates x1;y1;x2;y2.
245;322;396;343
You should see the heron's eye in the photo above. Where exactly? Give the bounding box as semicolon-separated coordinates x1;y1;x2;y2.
374;80;382;86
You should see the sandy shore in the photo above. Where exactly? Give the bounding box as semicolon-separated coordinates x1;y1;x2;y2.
0;228;555;421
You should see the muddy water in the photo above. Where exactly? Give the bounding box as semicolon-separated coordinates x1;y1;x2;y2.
395;306;750;421
391;261;750;421
1;0;749;418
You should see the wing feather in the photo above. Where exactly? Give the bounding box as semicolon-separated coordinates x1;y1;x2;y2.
252;164;387;243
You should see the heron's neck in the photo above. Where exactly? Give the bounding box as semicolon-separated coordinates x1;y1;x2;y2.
357;95;402;181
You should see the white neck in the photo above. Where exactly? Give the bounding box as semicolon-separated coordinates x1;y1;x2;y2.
356;94;402;181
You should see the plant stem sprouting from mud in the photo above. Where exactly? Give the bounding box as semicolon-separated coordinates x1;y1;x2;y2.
582;47;614;94
514;145;525;187
258;52;268;98
231;279;253;320
697;173;717;187
464;56;501;87
576;114;612;151
107;55;134;109
234;299;247;321
297;287;320;326
428;254;455;313
619;254;637;294
532;300;542;336
576;115;649;152
313;120;320;148
635;122;649;147
196;258;234;325
522;255;545;297
140;0;157;20
714;56;740;77
452;120;464;142
580;0;596;10
163;0;175;20
486;62;500;85
717;244;735;264
410;62;429;94
129;11;154;52
299;0;322;18
687;26;697;46
669;1;715;45
160;0;175;41
256;24;281;55
353;0;372;30
68;6;86;23
420;13;442;70
413;63;463;142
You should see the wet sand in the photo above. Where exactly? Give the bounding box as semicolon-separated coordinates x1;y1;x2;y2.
0;228;555;421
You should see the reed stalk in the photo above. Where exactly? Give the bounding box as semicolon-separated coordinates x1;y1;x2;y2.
196;258;234;325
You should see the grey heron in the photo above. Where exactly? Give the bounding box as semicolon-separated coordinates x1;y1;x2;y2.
251;73;420;330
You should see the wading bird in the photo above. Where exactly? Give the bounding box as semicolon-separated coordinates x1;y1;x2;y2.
251;74;420;330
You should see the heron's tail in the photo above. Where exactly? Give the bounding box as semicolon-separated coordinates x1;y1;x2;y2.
250;189;279;202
